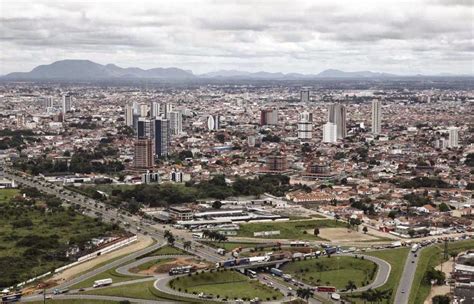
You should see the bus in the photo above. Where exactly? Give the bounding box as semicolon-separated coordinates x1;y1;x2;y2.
246;269;257;278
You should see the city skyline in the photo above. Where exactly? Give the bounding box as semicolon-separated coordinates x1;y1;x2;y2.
1;0;473;75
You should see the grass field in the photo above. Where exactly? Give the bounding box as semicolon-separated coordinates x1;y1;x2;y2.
409;240;474;304
131;258;174;272
143;245;188;257
84;280;166;300
84;280;219;303
281;256;377;289
170;270;283;300
345;247;410;304
70;261;142;289
0;189;19;204
236;219;346;240
29;300;117;304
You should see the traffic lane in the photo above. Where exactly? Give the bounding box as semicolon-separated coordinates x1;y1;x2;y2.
394;250;420;304
20;293;176;303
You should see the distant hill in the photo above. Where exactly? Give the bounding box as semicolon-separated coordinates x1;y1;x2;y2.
3;60;471;81
3;60;195;80
316;69;397;78
200;68;398;79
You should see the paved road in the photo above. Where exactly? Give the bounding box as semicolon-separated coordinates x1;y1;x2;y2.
115;255;193;276
339;254;391;292
54;242;164;290
21;293;178;303
394;248;421;304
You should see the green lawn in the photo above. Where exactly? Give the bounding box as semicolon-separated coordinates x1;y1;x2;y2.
84;280;166;300
345;247;409;304
409;240;474;304
170;270;283;300
143;245;188;257
29;300;117;304
70;261;142;290
84;280;218;303
236;219;346;240
281;256;377;289
131;258;174;273
0;189;19;204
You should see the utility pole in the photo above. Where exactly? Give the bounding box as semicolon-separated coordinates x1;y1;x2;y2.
43;288;46;304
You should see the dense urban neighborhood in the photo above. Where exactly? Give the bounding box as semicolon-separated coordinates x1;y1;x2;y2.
0;68;472;304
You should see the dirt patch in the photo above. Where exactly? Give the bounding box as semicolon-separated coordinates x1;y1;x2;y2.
424;259;454;304
317;228;380;242
138;257;211;275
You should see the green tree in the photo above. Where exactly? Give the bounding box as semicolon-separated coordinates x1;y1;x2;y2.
438;203;450;212
212;200;223;209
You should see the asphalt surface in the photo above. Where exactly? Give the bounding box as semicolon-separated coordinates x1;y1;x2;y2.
115;255;193;276
394;248;421;304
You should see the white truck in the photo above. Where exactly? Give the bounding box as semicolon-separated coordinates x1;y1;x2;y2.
390;241;402;248
93;278;113;288
216;248;226;255
411;244;420;253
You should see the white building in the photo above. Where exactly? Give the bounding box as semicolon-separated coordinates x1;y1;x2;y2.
328;104;346;139
62;94;72;113
125;105;134;127
140;104;148;117
207;115;220;130
371;99;382;135
170;170;183;183
300;89;310;102
168;111;183;135
448;127;459;148
150;102;160;118
298;111;313;140
323;122;337;143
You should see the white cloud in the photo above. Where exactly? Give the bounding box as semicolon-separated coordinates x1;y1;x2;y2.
0;0;472;75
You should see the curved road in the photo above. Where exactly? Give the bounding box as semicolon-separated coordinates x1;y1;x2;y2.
115;255;194;276
339;254;391;292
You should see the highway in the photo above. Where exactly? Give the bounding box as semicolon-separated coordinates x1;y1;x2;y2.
394;248;420;304
1;167;387;304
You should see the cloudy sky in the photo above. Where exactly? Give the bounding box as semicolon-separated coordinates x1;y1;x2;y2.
0;0;473;75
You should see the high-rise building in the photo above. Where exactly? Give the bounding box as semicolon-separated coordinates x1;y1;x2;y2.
62;94;72;113
142;170;160;184
170;170;183;183
154;118;169;157
150;102;160;118
137;118;153;139
163;103;173;119
41;96;54;110
323;122;337;143
371;99;382;135
260;108;278;125
125;104;134;127
168;111;182;135
139;104;148;117
266;153;287;172
448;127;459;148
207;115;220;130
328;104;346;139
133;139;153;168
300;89;310;102
298;111;313;140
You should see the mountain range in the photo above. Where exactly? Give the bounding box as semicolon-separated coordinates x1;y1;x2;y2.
1;60;469;81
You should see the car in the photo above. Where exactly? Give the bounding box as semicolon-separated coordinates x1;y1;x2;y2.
401;290;405;294
412;260;415;263
78;288;85;292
